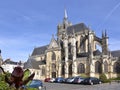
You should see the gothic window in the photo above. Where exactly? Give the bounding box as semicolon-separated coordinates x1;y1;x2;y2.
41;67;45;76
80;36;85;53
95;61;102;73
68;43;72;54
113;62;120;73
61;41;65;60
77;63;85;74
52;52;56;60
69;63;72;76
104;61;108;73
52;63;56;72
76;41;78;55
61;41;64;49
68;43;72;59
61;64;65;76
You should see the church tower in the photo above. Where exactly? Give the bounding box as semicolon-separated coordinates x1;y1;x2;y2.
57;9;72;40
102;30;109;55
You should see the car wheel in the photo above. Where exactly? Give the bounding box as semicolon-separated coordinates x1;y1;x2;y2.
99;81;102;84
90;82;93;85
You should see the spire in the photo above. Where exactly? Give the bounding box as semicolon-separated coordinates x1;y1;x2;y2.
52;34;54;39
105;29;107;37
102;30;105;38
63;8;69;28
51;34;55;42
64;9;68;19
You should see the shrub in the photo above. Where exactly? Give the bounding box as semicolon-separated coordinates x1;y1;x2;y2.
0;73;38;90
80;74;88;78
0;81;10;90
99;73;110;83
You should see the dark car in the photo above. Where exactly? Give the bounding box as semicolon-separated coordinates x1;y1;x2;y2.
82;77;101;85
54;77;64;83
27;79;43;89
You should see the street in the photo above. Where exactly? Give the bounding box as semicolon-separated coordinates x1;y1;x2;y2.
43;82;120;90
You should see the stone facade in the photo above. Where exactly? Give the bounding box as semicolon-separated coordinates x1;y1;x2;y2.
24;10;120;80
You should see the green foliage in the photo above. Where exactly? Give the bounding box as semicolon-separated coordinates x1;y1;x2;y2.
27;88;38;90
0;81;8;90
110;77;120;80
79;74;88;78
0;72;11;81
99;73;110;83
23;69;31;80
0;73;5;81
0;72;38;90
0;80;38;90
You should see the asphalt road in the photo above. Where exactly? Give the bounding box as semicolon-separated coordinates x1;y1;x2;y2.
43;82;120;90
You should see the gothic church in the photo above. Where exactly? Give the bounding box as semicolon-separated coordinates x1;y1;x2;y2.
24;10;120;80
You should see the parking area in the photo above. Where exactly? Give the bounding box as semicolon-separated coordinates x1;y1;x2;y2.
43;82;120;90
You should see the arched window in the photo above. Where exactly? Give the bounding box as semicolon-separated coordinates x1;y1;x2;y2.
41;67;45;76
113;62;120;73
95;61;102;73
77;63;85;74
69;63;72;76
61;64;65;76
104;61;108;73
80;36;85;53
76;41;78;55
52;52;56;60
68;43;71;53
68;43;72;59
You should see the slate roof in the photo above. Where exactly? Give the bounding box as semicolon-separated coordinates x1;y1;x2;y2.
93;49;102;56
31;45;48;56
111;50;120;57
66;23;89;35
24;58;46;69
3;60;19;65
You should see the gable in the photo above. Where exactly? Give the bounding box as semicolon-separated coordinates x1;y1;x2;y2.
48;37;59;49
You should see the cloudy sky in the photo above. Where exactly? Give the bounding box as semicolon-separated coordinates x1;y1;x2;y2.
0;0;120;62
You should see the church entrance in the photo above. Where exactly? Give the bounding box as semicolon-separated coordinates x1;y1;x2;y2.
51;63;56;78
52;72;56;78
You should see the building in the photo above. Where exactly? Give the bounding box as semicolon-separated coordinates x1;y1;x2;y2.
24;10;120;80
1;59;24;73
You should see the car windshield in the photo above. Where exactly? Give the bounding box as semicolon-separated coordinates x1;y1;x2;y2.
30;80;41;85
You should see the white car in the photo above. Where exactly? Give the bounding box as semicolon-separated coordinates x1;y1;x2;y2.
66;77;76;83
49;78;55;83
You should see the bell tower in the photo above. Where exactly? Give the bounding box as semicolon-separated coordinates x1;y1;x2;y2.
57;9;72;40
102;30;108;55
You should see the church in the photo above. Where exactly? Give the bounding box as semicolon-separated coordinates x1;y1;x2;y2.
24;10;120;80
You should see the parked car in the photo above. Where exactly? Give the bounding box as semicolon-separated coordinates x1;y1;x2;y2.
63;78;69;83
73;77;85;84
27;79;43;90
44;78;51;82
82;77;102;85
66;77;77;83
49;78;55;83
54;77;64;83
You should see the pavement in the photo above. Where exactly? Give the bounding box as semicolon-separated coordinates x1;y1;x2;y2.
43;82;120;90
